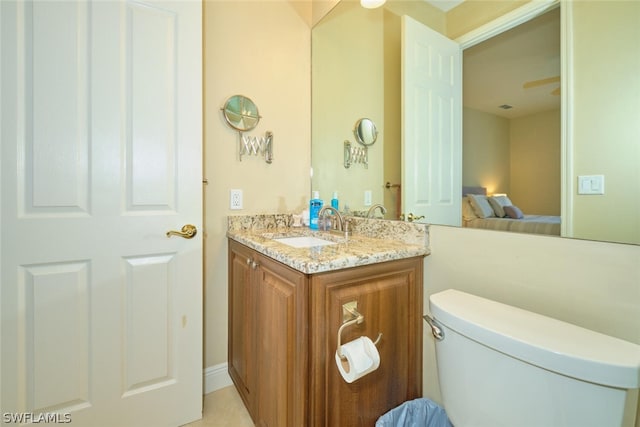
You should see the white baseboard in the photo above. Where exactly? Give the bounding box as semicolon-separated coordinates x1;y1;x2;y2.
203;362;233;394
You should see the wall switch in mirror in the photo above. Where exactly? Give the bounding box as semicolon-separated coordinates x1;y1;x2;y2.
578;175;604;195
364;190;372;206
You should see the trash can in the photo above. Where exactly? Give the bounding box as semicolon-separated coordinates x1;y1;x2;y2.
376;398;453;427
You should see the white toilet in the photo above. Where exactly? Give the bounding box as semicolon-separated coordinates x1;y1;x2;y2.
427;289;640;427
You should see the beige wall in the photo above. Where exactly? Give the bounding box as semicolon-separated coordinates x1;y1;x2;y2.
311;0;340;27
462;107;511;194
312;1;385;212
570;0;640;244
510;108;560;215
203;0;311;367
382;9;402;219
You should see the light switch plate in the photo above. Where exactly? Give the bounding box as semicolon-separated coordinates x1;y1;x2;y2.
578;175;605;195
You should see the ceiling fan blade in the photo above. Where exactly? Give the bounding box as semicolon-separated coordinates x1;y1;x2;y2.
523;75;560;89
550;87;560;96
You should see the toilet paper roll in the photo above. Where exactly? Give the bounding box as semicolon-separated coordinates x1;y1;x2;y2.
335;336;380;383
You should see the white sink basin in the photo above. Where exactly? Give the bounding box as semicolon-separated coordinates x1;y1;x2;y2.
273;236;337;248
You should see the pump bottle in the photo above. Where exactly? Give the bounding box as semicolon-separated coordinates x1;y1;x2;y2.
309;191;323;230
331;191;339;211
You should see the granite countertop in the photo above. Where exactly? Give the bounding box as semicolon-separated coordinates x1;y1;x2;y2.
227;214;430;274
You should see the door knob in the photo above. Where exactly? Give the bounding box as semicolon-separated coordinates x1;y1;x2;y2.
166;224;197;239
401;213;425;222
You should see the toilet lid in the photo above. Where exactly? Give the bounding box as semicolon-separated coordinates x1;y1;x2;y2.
430;289;640;389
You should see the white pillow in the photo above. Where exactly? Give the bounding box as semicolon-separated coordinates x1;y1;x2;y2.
467;194;495;218
488;195;513;218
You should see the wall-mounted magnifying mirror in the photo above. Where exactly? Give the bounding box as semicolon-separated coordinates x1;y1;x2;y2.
353;118;378;146
222;95;260;132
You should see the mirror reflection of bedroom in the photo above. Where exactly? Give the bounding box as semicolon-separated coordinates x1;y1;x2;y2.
462;7;561;236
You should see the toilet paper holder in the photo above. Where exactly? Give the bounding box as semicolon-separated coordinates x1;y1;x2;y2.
337;301;382;360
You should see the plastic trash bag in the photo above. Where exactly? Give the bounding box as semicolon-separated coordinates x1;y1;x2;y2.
376;398;453;427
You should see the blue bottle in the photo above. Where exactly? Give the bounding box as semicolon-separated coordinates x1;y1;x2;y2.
331;191;339;211
309;191;323;230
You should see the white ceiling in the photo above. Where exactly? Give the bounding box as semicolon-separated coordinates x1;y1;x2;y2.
463;7;560;119
426;1;561;119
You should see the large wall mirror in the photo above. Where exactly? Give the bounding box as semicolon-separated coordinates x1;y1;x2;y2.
311;0;639;245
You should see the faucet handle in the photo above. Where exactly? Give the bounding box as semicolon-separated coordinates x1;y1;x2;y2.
329;215;338;231
319;214;337;231
319;215;332;231
343;218;353;238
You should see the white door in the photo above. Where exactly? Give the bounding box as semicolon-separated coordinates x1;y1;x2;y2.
401;15;462;226
1;1;202;426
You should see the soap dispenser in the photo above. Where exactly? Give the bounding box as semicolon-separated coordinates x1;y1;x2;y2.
309;191;323;230
331;191;339;211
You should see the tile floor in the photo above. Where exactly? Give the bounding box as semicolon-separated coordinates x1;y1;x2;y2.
184;386;254;427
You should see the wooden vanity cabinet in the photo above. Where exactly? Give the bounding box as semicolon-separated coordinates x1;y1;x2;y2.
308;257;423;426
228;240;423;427
228;240;309;426
228;240;256;416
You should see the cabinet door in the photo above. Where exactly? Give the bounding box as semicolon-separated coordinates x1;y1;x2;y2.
228;240;257;419
254;253;309;427
309;257;424;427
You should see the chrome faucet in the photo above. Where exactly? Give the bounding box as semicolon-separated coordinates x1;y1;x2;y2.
366;204;387;218
318;206;344;231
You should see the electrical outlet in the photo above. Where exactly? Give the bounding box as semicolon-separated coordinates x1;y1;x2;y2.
364;190;372;206
230;189;243;210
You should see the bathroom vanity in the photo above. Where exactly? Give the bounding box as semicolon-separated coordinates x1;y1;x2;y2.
227;215;429;427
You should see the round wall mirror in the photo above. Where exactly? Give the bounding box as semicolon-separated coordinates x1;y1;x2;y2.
222;95;260;132
353;118;378;146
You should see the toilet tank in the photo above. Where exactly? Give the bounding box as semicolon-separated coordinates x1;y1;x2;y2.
429;289;640;427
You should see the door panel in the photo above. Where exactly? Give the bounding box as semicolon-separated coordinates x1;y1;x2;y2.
21;261;91;413
23;1;91;215
1;1;202;425
126;1;177;210
122;254;176;395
